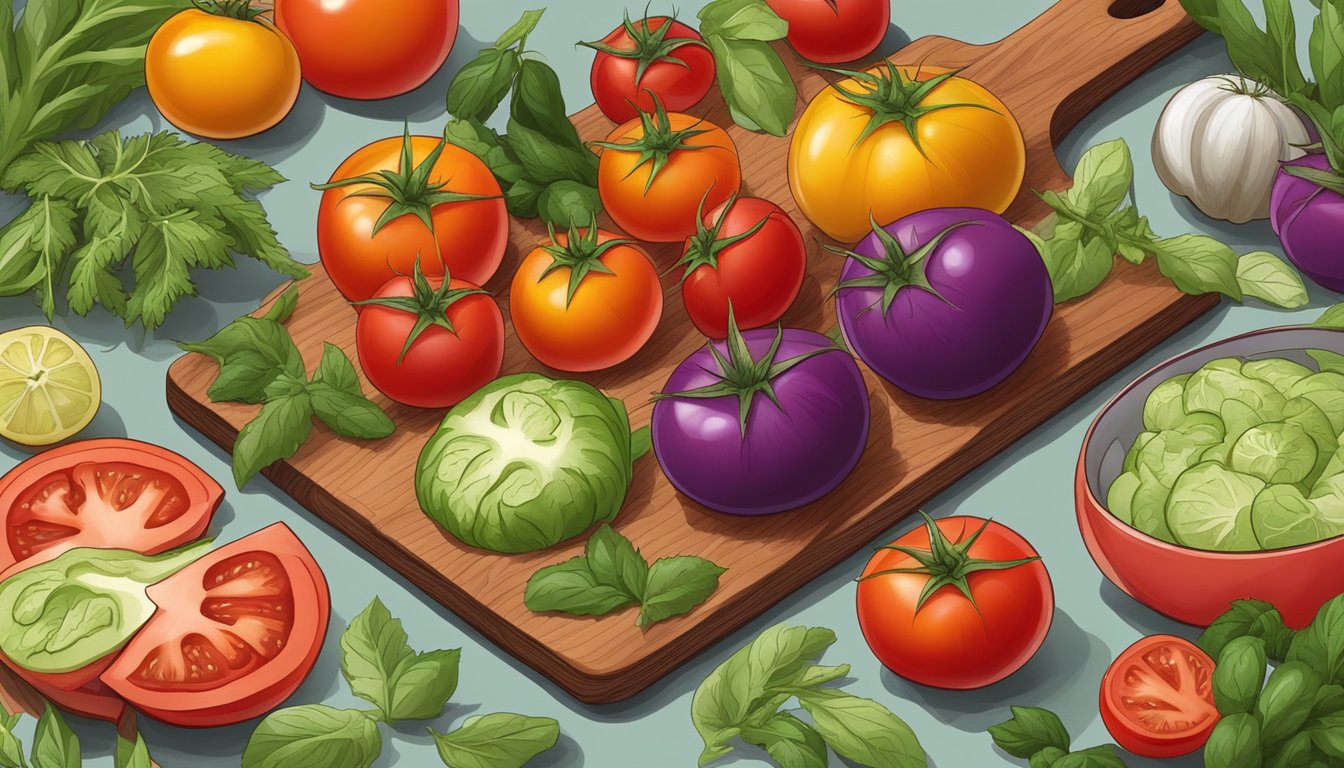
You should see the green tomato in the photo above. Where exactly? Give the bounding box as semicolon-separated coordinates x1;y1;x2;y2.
1143;374;1191;432
1107;471;1142;525
1251;483;1344;550
1230;422;1318;485
0;541;209;674
1242;357;1313;396
1166;463;1265;552
1287;372;1344;434
415;373;645;554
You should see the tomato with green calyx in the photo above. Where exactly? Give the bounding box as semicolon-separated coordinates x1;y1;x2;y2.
1100;635;1219;758
677;195;806;339
355;260;504;409
596;95;741;243
856;514;1053;689
765;0;889;64
583;13;714;124
315;128;507;302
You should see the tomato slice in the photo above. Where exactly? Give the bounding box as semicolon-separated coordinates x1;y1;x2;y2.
100;523;329;727
0;439;222;572
1100;635;1220;758
25;675;127;723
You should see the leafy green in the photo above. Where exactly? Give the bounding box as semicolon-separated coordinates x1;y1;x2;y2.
429;713;560;768
1180;0;1311;100
340;597;460;722
1213;637;1269;715
242;706;382;768
525;524;725;630
31;706;78;768
691;623;925;767
181;298;394;488
1204;712;1263;768
1024;139;1305;308
1198;599;1295;661
989;706;1126;767
114;733;152;768
698;0;797;135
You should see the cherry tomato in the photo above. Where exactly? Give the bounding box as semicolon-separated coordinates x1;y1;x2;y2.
856;515;1054;689
317;133;507;302
597;103;741;243
1100;635;1220;758
146;7;301;139
274;0;457;99
101;523;330;727
678;196;806;338
765;0;890;64
585;15;715;124
356;269;504;408
511;227;663;371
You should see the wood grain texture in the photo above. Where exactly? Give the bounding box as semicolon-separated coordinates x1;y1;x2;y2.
166;0;1217;703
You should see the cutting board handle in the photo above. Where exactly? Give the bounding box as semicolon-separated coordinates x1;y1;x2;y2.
962;0;1203;187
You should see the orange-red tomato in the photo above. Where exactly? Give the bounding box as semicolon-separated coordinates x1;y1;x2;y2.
1100;635;1220;758
317;135;507;302
146;9;301;139
597;111;741;242
510;228;663;371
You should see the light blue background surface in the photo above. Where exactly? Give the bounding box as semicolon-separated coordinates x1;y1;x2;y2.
0;0;1334;765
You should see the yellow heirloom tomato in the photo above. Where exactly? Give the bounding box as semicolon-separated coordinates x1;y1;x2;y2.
788;63;1026;243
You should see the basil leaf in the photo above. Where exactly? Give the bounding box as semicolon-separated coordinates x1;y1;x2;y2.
1065;139;1132;216
1180;0;1222;33
505;119;596;186
1152;233;1242;300
988;706;1072;758
1214;636;1269;715
1258;661;1322;746
1311;712;1344;757
1309;348;1344;374
114;733;152;768
740;713;828;768
1289;594;1344;684
505;178;545;219
446;48;520;123
311;342;360;395
444;118;525;186
795;688;926;768
231;380;314;489
511;59;586;154
538;179;602;228
495;8;545;49
263;285;300;325
705;34;796;137
1310;683;1344;721
698;0;788;41
1041;230;1114;304
1204;712;1263;768
1315;1;1344;113
309;384;395;440
1263;0;1309;97
1236;251;1308;308
637;556;726;630
180;316;305;404
1314;303;1344;329
1050;746;1127;768
1265;731;1315;768
430;713;560;768
1028;746;1068;768
387;648;461;722
1199;599;1295;661
584;524;649;600
242;706;381;768
0;715;21;768
32;706;79;768
340;596;415;719
524;557;641;616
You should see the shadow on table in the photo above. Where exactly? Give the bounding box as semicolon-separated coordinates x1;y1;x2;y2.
1098;581;1198;639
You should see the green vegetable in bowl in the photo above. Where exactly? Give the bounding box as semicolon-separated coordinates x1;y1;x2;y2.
1229;422;1317;485
415;373;651;554
1251;484;1344;550
1167;463;1265;552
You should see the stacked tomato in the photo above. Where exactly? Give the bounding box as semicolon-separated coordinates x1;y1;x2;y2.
0;440;328;727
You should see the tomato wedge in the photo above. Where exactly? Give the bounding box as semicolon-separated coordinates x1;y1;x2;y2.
1100;635;1220;758
0;439;222;573
101;523;329;727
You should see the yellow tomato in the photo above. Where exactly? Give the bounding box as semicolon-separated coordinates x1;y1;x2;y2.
146;9;301;140
788;65;1025;243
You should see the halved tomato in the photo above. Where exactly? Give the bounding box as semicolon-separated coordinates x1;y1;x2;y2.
100;523;329;727
25;675;127;723
0;439;223;573
1100;635;1220;758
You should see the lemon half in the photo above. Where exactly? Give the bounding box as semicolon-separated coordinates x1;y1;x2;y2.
0;326;101;446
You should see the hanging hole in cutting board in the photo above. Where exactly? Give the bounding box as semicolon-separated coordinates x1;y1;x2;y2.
1108;0;1165;19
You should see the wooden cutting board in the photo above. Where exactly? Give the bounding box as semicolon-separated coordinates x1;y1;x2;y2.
167;0;1217;703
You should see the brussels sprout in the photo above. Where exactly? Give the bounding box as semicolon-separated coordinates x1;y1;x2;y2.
1243;358;1313;395
1202;438;1236;466
1287;372;1344;434
1133;464;1175;542
1230;422;1318;485
1251;484;1344;550
415;374;650;554
1137;425;1222;486
1315;439;1344;496
1124;431;1159;474
1166;463;1265;552
1185;361;1285;418
1107;471;1142;525
1220;399;1270;445
1283;397;1338;487
1143;374;1191;432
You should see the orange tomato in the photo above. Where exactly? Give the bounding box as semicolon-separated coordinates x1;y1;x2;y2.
146;9;301;140
597;110;741;243
317;134;507;302
511;228;663;371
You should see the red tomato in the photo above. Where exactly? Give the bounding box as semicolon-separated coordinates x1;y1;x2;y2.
0;439;222;574
585;15;715;124
23;676;126;723
765;0;889;64
317;133;507;302
1100;635;1219;758
679;196;806;338
101;523;330;727
274;0;457;100
356;270;504;408
856;515;1053;689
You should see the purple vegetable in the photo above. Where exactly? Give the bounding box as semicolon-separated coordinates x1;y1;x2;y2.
1272;154;1344;293
834;207;1053;400
651;323;869;516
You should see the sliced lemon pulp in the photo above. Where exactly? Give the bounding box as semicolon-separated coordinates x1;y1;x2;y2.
0;326;100;446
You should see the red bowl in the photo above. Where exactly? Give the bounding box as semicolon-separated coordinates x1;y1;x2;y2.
1076;325;1344;628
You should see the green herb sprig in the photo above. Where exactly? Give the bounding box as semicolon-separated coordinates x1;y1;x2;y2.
989;706;1128;767
0;701;155;768
696;0;799;136
179;287;394;489
242;598;560;768
525;524;725;630
1022;139;1307;308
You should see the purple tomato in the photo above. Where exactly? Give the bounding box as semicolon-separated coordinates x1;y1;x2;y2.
1272;153;1344;293
651;326;869;516
835;207;1053;400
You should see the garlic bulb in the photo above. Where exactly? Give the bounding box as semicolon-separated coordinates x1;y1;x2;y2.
1152;75;1309;223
